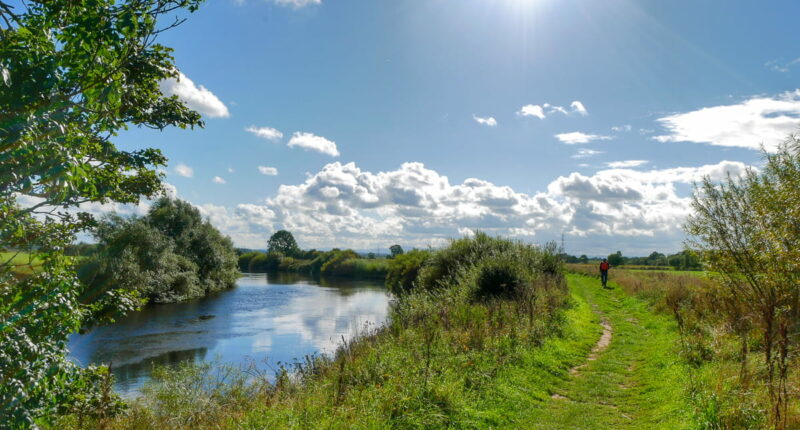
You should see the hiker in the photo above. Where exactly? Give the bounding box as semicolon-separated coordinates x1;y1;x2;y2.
599;258;610;288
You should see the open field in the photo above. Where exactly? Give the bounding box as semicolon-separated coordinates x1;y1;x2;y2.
1;251;42;276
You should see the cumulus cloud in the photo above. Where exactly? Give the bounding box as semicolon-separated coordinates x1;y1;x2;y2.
473;114;498;127
288;132;340;157
159;72;230;118
175;163;194;178
258;166;279;176
193;160;750;255
555;132;612;144
518;101;588;119
571;101;588;115
654;90;800;151
606;160;649;168
517;104;546;119
213;176;226;184
61;159;753;255
246;126;284;142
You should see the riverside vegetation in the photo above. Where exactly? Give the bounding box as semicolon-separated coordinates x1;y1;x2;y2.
51;231;800;429
236;229;395;280
55;233;573;428
2;0;800;428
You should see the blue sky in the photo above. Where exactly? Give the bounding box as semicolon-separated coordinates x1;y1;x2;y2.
110;0;800;255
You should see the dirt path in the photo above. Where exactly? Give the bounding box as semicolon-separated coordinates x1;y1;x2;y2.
522;274;690;429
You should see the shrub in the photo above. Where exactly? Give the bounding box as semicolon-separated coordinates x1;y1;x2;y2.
471;256;529;299
248;252;282;272
237;252;260;271
386;249;432;295
416;232;562;294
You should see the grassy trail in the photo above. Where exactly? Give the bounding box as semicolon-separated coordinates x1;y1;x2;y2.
472;274;691;429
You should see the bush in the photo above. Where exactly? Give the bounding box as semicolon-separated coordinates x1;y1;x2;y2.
237;252;260;271
386;249;431;295
248;252;282;272
416;232;562;294
471;256;529;299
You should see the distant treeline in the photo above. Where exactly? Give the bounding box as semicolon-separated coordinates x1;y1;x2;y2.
237;249;390;279
559;249;702;270
237;230;424;283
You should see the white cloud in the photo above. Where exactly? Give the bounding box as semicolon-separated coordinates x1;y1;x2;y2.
472;114;498;127
571;101;588;116
175;163;194;178
288;132;340;157
192;160;750;255
246;126;284;142
605;160;649;168
272;0;321;7
611;124;632;132
765;58;800;73
518;101;588;120
572;149;604;159
159;72;230;118
517;104;546;119
654;90;800;151
213;176;226;184
60;160;749;254
258;166;279;176
228;167;235;174
555;132;612;144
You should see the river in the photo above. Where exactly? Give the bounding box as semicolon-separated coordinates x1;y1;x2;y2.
68;272;391;397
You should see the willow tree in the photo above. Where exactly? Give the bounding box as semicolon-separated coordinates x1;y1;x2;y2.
687;138;800;429
0;1;204;425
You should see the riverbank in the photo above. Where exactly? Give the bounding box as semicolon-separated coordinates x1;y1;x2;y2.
238;249;390;280
55;272;706;429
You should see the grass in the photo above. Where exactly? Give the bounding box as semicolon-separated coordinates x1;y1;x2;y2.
1;251;42;275
511;274;691;429
56;272;706;429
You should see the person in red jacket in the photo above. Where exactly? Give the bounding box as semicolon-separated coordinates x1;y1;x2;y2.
599;258;610;288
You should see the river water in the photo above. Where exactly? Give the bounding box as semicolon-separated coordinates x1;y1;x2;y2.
67;273;391;396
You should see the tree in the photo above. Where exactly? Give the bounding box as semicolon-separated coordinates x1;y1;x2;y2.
607;251;624;267
389;244;404;258
0;1;204;424
578;254;589;264
267;230;300;257
686;139;800;429
80;198;238;303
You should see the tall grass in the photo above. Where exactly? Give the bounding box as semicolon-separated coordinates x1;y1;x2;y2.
566;263;799;428
55;235;568;429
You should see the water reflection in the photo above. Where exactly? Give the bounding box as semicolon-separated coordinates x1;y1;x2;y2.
68;273;389;396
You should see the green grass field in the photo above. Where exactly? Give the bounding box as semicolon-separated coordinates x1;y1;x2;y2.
1;251;42;275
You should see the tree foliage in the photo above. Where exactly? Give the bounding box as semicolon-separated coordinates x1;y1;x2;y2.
267;230;300;257
607;251;624;267
0;0;204;425
686;139;800;429
80;198;238;303
385;249;431;295
389;244;404;258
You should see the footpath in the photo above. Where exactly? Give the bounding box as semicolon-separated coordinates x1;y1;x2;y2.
469;274;691;429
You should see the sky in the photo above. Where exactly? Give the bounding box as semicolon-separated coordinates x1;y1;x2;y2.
105;0;800;256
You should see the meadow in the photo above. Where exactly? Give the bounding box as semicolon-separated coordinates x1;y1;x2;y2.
51;235;798;429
